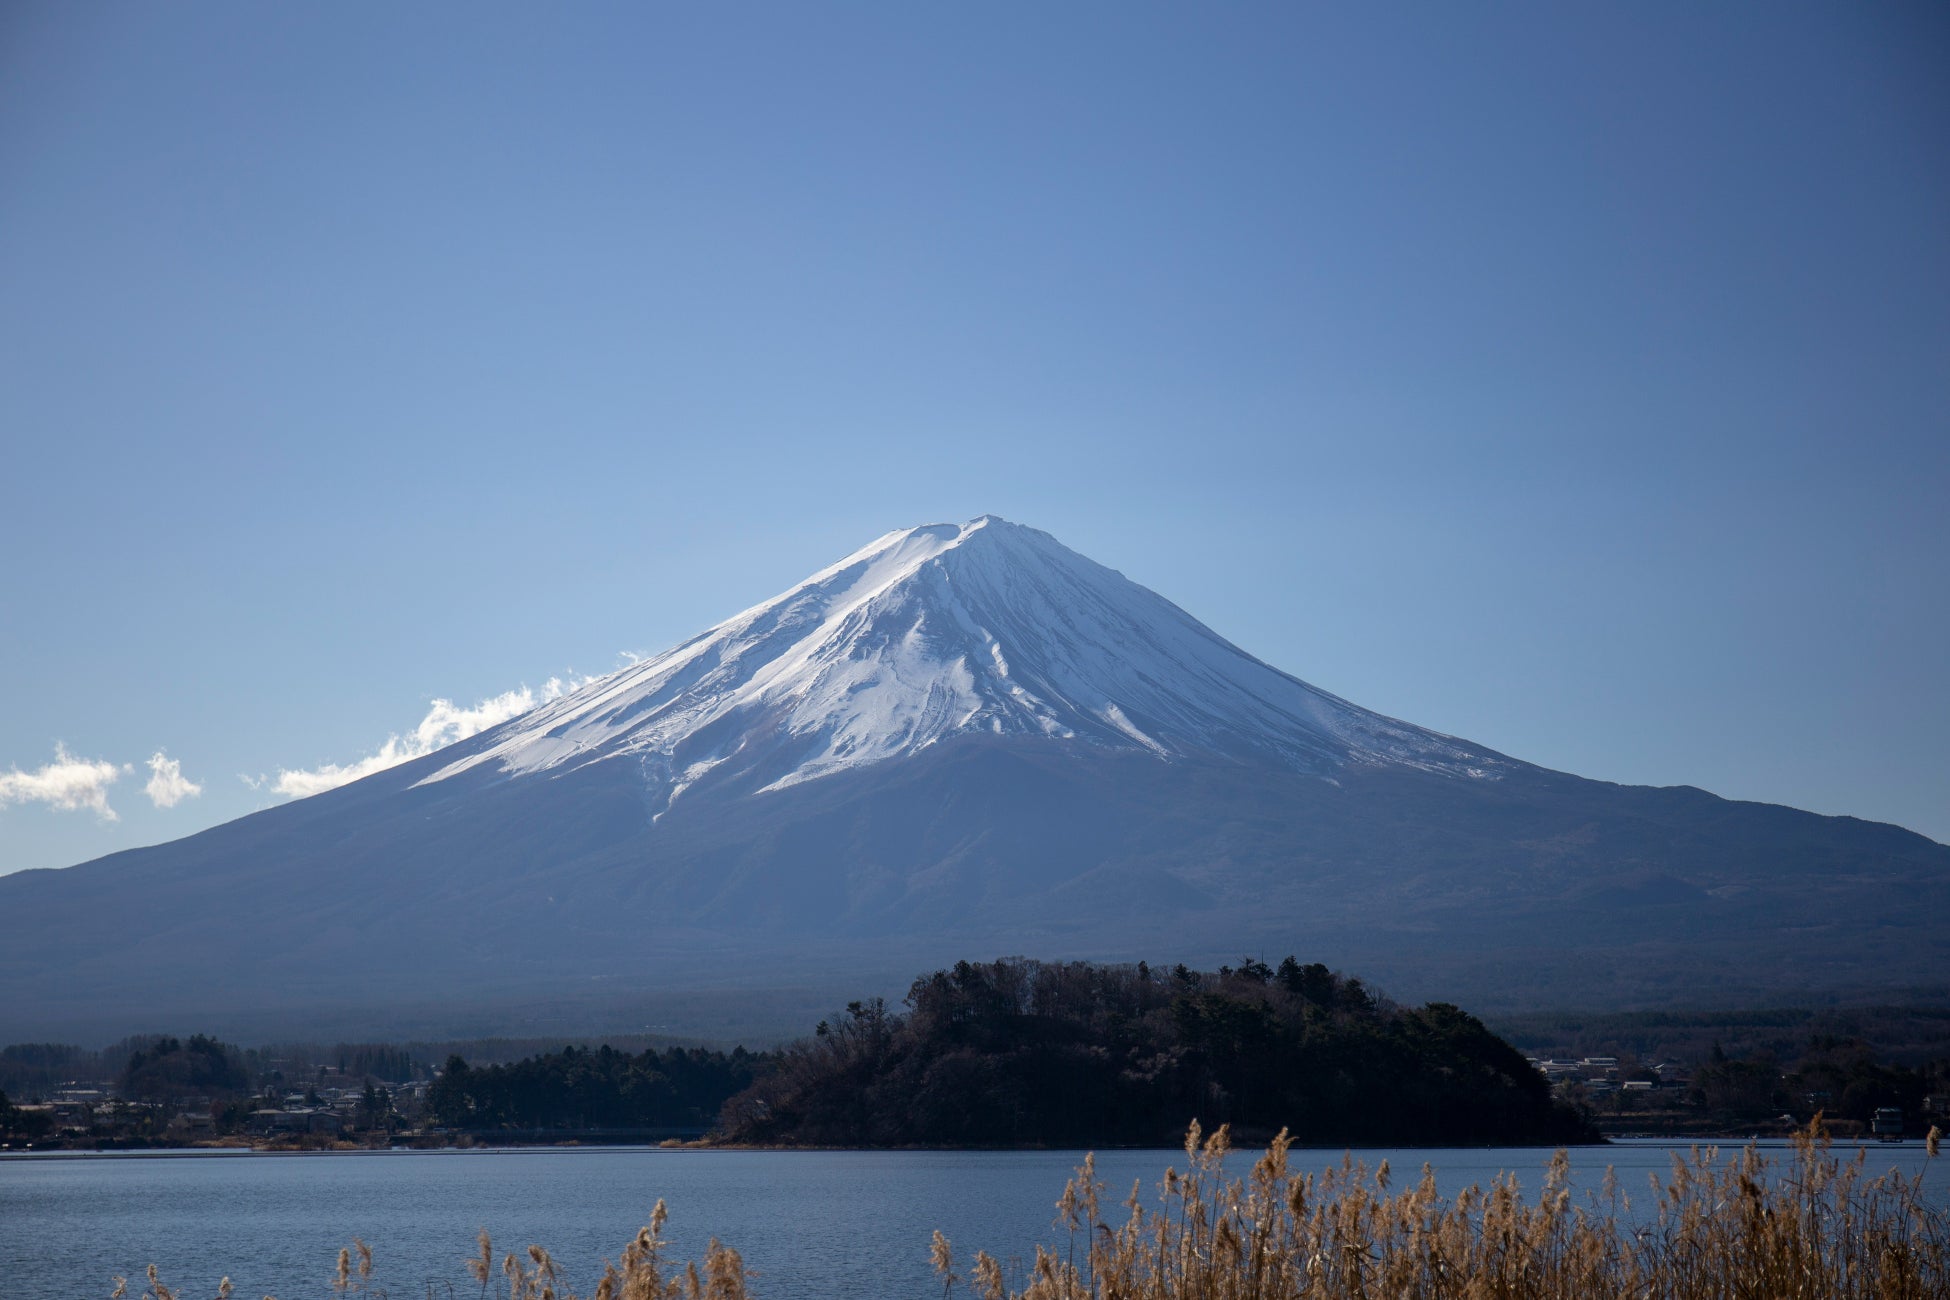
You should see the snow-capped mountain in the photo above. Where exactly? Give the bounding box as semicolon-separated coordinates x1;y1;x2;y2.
426;516;1506;812
2;516;1944;1045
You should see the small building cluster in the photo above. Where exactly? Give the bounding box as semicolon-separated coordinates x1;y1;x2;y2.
237;1080;432;1137
1527;1055;1690;1100
1;1072;432;1149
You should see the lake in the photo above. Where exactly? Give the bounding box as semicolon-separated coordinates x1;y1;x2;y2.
3;1141;1940;1298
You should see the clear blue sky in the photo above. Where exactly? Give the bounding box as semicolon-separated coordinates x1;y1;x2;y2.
2;3;1945;874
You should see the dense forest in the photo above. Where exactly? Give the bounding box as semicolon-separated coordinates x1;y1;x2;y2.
720;957;1598;1147
426;1044;766;1131
1685;1037;1947;1126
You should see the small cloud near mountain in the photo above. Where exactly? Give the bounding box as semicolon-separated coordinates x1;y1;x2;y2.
0;745;127;821
0;746;208;820
142;751;202;808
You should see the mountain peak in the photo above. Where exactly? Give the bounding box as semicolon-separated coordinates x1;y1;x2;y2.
423;519;1507;809
843;514;1058;570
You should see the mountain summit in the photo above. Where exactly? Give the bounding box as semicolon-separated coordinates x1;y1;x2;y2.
2;518;1944;1042
425;516;1503;813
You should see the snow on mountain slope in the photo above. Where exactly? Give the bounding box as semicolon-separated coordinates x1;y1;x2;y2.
425;516;1510;812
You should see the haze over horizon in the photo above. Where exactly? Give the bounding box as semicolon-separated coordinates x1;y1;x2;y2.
3;4;1946;875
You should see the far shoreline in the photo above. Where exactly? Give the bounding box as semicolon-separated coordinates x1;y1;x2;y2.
105;1134;1933;1162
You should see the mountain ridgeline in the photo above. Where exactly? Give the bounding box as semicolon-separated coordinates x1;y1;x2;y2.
1;516;1945;1043
719;958;1598;1147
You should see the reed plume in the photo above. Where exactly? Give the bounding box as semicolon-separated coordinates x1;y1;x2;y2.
931;1229;955;1297
471;1229;494;1296
933;1117;1948;1299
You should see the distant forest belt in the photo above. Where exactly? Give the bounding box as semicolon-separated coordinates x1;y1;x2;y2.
408;956;1598;1148
1490;1005;1950;1065
22;961;1943;1152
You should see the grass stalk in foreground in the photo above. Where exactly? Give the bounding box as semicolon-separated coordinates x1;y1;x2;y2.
111;1118;1944;1299
935;1118;1948;1300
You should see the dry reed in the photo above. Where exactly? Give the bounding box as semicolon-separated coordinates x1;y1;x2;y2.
936;1117;1948;1299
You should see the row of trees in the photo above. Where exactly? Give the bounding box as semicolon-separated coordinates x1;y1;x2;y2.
426;1044;767;1131
1688;1037;1947;1126
719;957;1598;1147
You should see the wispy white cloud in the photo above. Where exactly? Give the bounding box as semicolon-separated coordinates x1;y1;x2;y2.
143;751;203;808
266;675;594;800
0;745;127;821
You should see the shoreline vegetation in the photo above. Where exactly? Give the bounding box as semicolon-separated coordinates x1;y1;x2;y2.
9;959;1945;1154
110;1121;1946;1299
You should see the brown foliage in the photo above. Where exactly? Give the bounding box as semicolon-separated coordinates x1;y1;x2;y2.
936;1118;1948;1299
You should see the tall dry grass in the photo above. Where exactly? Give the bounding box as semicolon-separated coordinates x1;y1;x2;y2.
110;1118;1944;1300
936;1118;1948;1300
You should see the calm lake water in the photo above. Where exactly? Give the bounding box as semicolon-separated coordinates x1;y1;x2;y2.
3;1141;1940;1299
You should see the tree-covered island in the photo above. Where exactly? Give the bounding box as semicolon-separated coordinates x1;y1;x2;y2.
715;957;1597;1146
